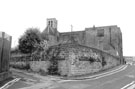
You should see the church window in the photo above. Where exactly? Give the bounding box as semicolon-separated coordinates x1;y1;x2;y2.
51;21;53;27
97;29;104;37
48;21;51;26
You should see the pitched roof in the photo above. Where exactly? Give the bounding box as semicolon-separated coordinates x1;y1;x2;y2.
42;26;59;36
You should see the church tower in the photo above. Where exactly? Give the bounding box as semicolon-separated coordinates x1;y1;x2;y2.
47;18;57;30
42;18;59;46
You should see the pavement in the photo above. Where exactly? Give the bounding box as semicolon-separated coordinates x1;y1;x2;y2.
0;64;131;89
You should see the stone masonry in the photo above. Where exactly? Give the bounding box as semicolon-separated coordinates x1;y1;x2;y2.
42;18;123;61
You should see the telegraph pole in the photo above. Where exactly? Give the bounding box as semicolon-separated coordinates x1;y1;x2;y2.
70;25;73;42
71;25;73;32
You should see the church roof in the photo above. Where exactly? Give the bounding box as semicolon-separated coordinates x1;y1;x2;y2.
42;26;59;36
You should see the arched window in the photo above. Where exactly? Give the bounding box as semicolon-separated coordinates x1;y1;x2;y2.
48;21;51;26
51;21;53;27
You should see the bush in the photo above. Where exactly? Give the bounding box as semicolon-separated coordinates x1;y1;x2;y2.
18;28;42;54
102;56;107;67
39;69;48;76
48;60;60;75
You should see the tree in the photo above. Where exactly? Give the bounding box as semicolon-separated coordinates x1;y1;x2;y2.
18;28;42;54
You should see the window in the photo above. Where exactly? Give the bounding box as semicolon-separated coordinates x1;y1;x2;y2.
51;21;53;27
48;21;51;26
97;29;104;37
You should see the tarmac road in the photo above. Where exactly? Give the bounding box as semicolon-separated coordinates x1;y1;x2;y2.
7;64;135;89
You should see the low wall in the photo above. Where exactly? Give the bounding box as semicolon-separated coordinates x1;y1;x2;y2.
29;61;50;73
10;61;50;74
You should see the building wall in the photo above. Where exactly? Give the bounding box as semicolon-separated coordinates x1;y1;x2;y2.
42;18;123;59
57;25;123;58
59;31;85;44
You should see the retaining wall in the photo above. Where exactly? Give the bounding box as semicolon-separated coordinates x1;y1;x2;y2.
49;43;121;76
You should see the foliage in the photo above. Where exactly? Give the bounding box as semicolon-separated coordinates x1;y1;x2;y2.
48;60;60;75
46;45;62;75
18;28;42;54
31;40;49;61
101;56;107;67
39;69;48;76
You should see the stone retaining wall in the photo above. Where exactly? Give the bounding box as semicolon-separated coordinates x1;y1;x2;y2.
49;43;120;76
10;43;121;77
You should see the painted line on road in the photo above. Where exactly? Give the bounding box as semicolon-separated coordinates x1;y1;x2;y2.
89;65;127;80
0;78;20;89
59;65;128;82
127;83;135;89
93;65;127;80
121;81;135;89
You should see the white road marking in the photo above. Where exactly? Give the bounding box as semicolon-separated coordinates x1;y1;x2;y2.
127;83;135;89
0;78;20;89
121;81;135;89
59;65;128;82
93;65;127;80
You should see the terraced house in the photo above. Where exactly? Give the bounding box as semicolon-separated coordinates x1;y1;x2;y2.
42;18;123;60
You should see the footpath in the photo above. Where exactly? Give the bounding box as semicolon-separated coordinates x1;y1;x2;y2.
0;64;127;89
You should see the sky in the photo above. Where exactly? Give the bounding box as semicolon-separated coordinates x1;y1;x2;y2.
0;0;135;56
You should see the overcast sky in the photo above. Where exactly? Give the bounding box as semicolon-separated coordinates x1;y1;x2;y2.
0;0;135;56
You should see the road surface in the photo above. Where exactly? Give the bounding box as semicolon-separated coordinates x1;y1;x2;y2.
52;65;135;89
7;64;135;89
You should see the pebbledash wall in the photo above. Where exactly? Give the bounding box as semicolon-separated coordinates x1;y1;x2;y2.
48;43;120;76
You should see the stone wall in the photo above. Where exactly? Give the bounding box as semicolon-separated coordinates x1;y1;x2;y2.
57;25;123;61
29;61;50;73
85;25;122;58
48;43;120;76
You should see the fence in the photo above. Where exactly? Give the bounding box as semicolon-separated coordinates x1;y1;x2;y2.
0;32;12;81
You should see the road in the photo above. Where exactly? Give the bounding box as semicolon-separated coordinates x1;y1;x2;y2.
52;65;135;89
7;64;135;89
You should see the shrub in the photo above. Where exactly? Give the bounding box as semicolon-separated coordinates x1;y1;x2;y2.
102;56;107;67
48;59;60;75
39;69;48;76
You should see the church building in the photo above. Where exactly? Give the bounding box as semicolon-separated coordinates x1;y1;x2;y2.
41;18;123;59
